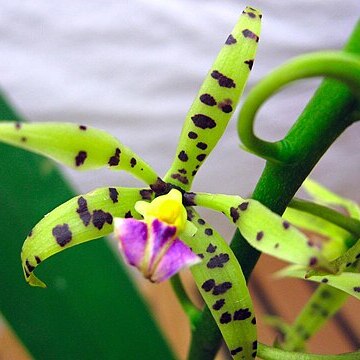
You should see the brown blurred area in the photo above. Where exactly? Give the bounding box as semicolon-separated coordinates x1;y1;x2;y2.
1;255;359;360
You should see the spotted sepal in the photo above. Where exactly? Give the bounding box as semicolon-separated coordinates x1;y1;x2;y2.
21;187;144;287
192;193;335;272
277;265;360;301
164;7;262;190
181;208;257;359
283;207;349;261
0;122;159;185
272;284;348;351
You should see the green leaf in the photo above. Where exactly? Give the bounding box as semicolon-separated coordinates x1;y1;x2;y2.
0;92;173;359
0;122;159;185
192;193;334;272
165;7;262;190
277;265;360;300
21;186;143;287
182;208;257;359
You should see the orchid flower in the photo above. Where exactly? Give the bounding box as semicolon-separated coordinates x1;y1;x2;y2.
0;7;342;359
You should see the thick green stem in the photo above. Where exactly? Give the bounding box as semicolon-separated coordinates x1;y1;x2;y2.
188;20;360;360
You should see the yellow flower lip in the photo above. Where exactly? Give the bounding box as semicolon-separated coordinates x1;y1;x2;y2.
135;189;187;233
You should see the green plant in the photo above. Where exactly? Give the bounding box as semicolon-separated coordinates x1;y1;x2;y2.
1;6;359;360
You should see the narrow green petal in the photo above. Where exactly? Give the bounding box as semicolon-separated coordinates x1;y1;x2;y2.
275;284;348;351
303;179;360;219
21;187;144;287
277;265;360;301
258;342;360;360
0;122;159;185
165;7;262;190
182;208;257;359
307;238;360;277
192;193;334;272
283;207;349;260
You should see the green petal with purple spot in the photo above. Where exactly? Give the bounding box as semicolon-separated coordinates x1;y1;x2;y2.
0;122;159;185
194;193;335;272
21;187;143;287
181;208;257;359
277;265;360;301
164;7;262;190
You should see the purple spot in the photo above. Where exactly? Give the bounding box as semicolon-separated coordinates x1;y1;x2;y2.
225;34;237;45
196;142;208;150
109;188;119;203
52;224;72;247
233;308;252;321
309;257;318;266
242;29;259;42
230;207;239;222
283;221;290;229
202;279;215;292
79;125;87;130
130;157;137;168
108;148;121;166
211;70;236;88
171;173;189;185
206;243;217;253
239;202;249;211
256;231;264;241
75;151;87;167
207;253;230;269
230;347;243;356
199;93;216;106
220;312;232;324
212;281;232;295
191;114;216;129
178;150;188;162
188;131;198;139
139;189;153;200
92;210;113;230
196;154;206;162
212;299;225;311
76;196;91;226
244;59;254;70
124;211;133;218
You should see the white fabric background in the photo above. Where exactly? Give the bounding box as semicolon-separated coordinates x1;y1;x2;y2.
1;0;359;216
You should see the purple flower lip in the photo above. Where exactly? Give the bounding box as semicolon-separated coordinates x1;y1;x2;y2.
114;217;200;283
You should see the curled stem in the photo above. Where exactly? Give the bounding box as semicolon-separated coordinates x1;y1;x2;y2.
237;52;360;163
257;343;360;360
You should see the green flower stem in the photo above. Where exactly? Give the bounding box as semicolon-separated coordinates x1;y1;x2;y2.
170;275;201;329
257;343;360;360
237;52;360;164
188;20;360;360
289;198;360;239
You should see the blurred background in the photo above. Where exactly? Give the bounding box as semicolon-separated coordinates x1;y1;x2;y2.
1;0;360;358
